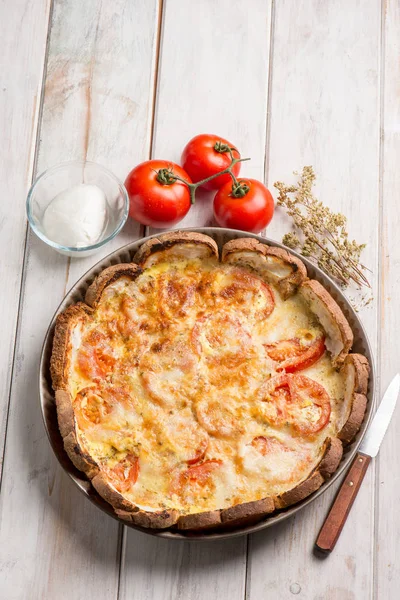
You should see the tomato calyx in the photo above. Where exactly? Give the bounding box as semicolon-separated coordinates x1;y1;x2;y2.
230;180;251;198
155;152;251;205
213;141;235;154
155;167;179;186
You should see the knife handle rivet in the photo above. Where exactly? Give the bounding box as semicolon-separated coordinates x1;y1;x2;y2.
359;458;363;463
349;481;354;487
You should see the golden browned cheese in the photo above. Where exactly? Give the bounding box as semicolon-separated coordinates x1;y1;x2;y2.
66;257;345;515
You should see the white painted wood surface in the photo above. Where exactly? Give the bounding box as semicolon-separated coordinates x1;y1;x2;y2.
0;0;398;598
376;1;400;598
0;1;159;598
248;2;380;599
0;0;52;473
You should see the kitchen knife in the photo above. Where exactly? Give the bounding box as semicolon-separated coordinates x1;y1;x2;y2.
315;373;400;553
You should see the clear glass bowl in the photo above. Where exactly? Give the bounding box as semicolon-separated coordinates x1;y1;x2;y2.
27;160;129;257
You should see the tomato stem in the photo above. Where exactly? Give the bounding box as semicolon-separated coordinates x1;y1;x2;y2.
214;141;232;153
155;167;179;186
155;153;251;205
230;180;251;198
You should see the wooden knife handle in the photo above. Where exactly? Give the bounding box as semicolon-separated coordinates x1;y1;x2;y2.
315;452;371;553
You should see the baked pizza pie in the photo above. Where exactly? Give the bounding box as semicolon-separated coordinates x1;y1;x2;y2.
50;232;370;531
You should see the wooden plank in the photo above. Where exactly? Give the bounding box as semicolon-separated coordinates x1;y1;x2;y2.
0;0;51;472
121;0;272;597
0;1;160;598
375;1;400;598
247;1;380;599
148;0;272;233
120;533;247;600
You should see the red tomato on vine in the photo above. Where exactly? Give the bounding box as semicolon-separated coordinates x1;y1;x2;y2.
213;179;275;233
125;160;192;228
181;134;241;190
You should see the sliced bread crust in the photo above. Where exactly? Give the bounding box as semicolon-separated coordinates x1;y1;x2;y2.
337;353;370;444
177;510;222;531
221;238;307;298
318;437;343;479
85;263;142;308
50;303;93;391
343;353;370;395
273;436;343;510
299;279;353;366
274;471;325;509
220;497;275;528
338;394;368;445
116;508;179;529
134;231;219;267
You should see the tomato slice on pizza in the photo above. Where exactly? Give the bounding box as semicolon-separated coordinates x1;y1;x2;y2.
192;313;251;367
192;313;267;390
139;338;198;407
157;274;197;320
264;333;325;373
216;268;275;321
256;373;291;427
74;385;114;428
77;330;116;381
187;442;209;466
195;398;238;438
250;435;289;455
174;459;223;493
74;383;133;430
259;373;331;435
287;374;331;435
105;454;139;493
156;413;209;464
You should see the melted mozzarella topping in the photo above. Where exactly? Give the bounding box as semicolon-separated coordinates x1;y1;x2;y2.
67;257;345;515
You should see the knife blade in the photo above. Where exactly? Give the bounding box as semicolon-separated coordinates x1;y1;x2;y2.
358;373;400;457
315;373;400;553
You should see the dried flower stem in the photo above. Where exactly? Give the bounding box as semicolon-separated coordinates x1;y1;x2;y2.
275;166;371;289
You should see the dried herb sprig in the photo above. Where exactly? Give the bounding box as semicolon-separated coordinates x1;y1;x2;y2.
274;166;371;289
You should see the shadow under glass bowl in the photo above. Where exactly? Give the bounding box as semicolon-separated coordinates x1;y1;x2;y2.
27;160;129;258
39;227;375;540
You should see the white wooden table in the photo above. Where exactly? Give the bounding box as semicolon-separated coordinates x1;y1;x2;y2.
1;1;399;598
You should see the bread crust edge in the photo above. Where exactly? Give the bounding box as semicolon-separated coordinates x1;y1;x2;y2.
133;231;219;266
221;238;307;298
299;279;354;365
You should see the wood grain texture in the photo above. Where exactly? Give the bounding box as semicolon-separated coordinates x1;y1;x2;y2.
316;453;372;552
247;1;380;598
120;533;247;600
375;0;400;597
0;0;51;475
44;0;162;289
120;1;272;598
0;1;159;598
148;0;272;233
2;0;400;598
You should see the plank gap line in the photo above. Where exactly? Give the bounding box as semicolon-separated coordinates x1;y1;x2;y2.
63;257;71;296
148;0;166;161
145;0;165;241
244;532;251;600
116;524;127;600
263;0;276;188
82;0;102;162
373;0;387;598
